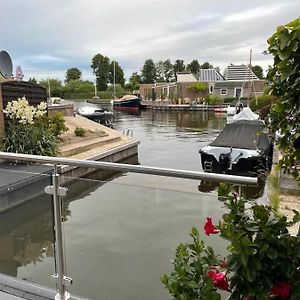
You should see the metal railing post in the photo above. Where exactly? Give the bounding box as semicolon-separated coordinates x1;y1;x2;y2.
52;165;70;300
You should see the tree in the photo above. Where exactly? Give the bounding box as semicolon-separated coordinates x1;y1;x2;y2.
200;62;213;69
186;60;200;74
109;61;125;87
267;17;300;182
38;79;63;97
164;59;175;82
65;67;82;83
173;59;185;81
91;54;110;91
252;65;264;79
129;72;141;86
141;59;156;83
61;80;95;99
156;60;165;82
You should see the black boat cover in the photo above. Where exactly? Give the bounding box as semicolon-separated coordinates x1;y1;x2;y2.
210;120;270;151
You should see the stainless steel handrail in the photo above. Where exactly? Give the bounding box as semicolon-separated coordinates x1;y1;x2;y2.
0;151;259;299
0;152;257;185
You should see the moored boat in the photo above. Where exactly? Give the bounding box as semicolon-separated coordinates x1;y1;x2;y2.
77;106;114;127
199;118;273;176
112;95;145;110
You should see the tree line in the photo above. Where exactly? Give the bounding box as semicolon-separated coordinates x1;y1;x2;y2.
29;54;264;99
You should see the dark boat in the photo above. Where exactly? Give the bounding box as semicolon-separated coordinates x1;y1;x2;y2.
77;106;114;127
199;119;273;176
112;95;145;110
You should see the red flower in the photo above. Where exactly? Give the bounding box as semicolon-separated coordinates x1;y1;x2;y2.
207;271;229;291
244;296;252;300
204;217;219;236
271;281;291;299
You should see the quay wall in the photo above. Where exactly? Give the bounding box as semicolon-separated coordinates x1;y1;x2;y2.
0;142;139;213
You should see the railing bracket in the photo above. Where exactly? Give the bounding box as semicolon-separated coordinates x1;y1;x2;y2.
44;186;68;197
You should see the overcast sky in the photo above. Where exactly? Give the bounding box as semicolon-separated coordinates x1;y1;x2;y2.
1;0;299;82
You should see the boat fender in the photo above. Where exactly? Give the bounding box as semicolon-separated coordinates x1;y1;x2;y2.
219;152;231;172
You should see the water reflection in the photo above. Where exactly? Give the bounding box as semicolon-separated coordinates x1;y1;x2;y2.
0;194;54;277
198;179;266;200
0;109;268;299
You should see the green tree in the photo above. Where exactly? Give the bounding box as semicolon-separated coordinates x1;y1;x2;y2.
173;59;185;80
163;59;175;82
267;17;300;182
91;54;110;91
39;79;63;97
141;59;156;83
186;59;200;74
62;80;94;99
200;61;213;69
156;60;165;82
109;61;125;87
65;67;82;83
252;65;264;79
126;72;141;92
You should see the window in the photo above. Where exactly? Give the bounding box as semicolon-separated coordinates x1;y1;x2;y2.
209;85;214;94
220;88;227;95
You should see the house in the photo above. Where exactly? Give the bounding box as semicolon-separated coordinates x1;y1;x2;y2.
139;64;266;102
212;65;266;99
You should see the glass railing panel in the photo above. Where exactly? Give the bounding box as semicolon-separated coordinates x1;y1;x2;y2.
58;174;231;300
0;164;55;289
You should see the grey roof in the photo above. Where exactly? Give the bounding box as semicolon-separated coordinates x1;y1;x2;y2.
197;69;224;82
176;72;197;83
224;65;258;81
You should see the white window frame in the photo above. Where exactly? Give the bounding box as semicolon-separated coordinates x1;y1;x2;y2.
220;88;227;95
234;87;243;98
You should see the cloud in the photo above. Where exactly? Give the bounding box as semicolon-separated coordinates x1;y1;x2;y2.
0;0;299;81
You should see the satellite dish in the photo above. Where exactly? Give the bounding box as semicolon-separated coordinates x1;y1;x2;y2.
15;65;24;81
0;50;13;79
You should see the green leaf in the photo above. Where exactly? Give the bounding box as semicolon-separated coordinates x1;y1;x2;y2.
186;281;199;289
240;252;248;266
266;248;278;259
245;268;257;282
160;274;168;285
191;227;199;237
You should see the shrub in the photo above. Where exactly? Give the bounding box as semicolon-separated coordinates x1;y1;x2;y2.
162;187;300;300
74;127;86;137
2;97;58;156
48;113;68;137
205;95;221;104
267;17;300;182
187;82;208;92
2;122;57;156
249;95;275;111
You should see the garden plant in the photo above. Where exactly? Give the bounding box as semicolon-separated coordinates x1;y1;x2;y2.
2;97;66;156
161;187;300;300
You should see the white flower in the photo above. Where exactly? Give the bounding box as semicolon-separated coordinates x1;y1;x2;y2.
5;97;45;125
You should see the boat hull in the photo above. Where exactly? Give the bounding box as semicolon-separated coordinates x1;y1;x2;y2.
199;149;272;177
113;97;145;110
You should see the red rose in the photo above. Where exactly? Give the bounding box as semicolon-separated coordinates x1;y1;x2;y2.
207;271;229;290
204;217;219;236
271;281;291;299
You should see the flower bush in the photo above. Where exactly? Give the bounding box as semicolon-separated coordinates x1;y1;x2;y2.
2;97;61;156
161;187;300;300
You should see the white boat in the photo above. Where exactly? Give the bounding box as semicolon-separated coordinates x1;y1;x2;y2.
199;108;273;176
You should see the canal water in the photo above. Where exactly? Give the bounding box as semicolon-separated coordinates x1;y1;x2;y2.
0;108;268;299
